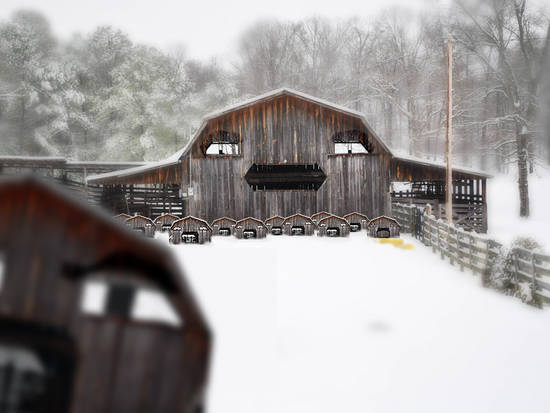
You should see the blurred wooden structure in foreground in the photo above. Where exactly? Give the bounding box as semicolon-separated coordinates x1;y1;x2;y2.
0;176;210;413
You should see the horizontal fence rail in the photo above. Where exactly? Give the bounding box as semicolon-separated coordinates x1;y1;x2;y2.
392;203;550;306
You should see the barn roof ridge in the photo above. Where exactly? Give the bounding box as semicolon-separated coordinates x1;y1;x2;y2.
172;215;212;229
367;216;400;226
211;216;237;223
87;88;490;183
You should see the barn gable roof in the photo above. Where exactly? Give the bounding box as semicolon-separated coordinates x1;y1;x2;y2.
87;88;490;184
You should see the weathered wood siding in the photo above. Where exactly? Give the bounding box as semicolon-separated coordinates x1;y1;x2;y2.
211;217;236;236
234;218;267;239
344;212;370;231
154;214;180;232
183;94;392;223
317;216;351;237
125;215;156;238
282;214;316;236
264;216;285;230
169;217;212;244
367;216;401;238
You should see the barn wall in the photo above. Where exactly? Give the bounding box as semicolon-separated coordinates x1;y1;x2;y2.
183;95;392;222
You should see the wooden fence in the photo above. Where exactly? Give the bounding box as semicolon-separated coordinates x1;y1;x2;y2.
392;203;550;305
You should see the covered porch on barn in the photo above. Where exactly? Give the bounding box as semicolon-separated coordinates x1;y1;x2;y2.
390;155;490;233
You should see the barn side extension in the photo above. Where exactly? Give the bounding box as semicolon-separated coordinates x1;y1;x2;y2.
0;176;210;413
211;217;237;236
169;217;212;245
311;212;332;226
283;214;316;236
154;213;180;232
265;216;285;235
344;212;369;232
367;216;401;238
234;218;267;239
125;215;156;237
317;215;351;237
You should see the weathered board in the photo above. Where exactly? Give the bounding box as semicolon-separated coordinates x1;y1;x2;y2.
154;214;180;232
367;216;400;238
125;215;156;238
211;217;237;236
317;215;350;237
234;217;267;239
282;214;316;236
344;212;370;232
264;215;285;235
169;217;212;245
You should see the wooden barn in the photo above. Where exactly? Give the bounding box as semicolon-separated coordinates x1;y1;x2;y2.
344;212;370;232
317;215;351;237
234;217;267;239
311;211;332;226
154;213;180;232
87;88;491;233
0;176;210;413
282;214;316;236
211;217;236;236
367;216;401;238
113;213;131;223
125;215;156;238
264;215;285;235
169;217;212;245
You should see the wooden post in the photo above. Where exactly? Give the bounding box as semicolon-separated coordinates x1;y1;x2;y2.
446;35;453;225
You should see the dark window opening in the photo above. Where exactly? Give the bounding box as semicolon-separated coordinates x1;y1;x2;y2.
332;130;372;154
205;143;240;156
350;223;361;232
219;228;231;236
245;164;326;191
243;229;257;239
161;224;172;232
271;227;283;235
327;227;340;237
182;232;199;244
291;226;305;235
376;228;391;238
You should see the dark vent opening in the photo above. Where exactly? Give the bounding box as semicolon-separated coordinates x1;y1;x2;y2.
291;226;305;235
327;227;340;237
182;232;199;243
243;229;257;239
271;227;283;235
350;223;361;232
162;224;172;232
376;228;390;238
245;164;326;191
219;228;231;236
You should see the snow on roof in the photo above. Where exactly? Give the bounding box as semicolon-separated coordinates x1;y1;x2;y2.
86;147;185;183
392;153;492;178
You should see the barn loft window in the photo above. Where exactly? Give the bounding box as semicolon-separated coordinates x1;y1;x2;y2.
206;143;240;156
245;164;326;191
332;130;372;154
80;279;181;327
204;130;240;156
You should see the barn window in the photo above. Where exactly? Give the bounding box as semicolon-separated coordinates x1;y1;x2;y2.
206;143;240;156
332;130;372;154
80;279;181;327
245;164;327;191
334;143;368;154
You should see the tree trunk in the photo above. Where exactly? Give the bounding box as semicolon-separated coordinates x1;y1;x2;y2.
516;124;530;217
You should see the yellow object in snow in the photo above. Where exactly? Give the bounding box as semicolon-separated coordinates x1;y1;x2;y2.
376;238;415;250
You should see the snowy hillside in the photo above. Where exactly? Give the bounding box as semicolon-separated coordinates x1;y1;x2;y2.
171;234;550;413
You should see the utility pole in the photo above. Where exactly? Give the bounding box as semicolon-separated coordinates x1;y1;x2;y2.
445;35;453;225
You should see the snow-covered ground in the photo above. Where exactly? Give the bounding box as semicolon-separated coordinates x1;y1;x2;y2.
488;171;550;248
170;234;550;413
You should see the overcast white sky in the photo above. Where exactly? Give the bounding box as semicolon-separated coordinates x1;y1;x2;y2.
1;0;446;61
